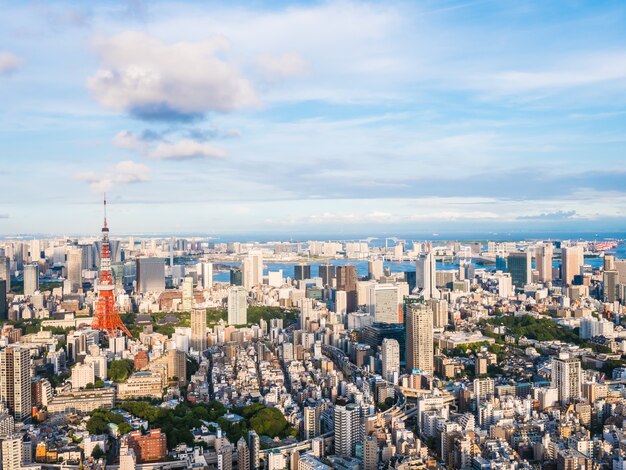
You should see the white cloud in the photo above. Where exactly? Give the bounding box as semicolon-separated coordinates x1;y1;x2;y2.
256;52;308;80
75;160;150;192
150;139;226;160
0;52;22;75
88;31;258;119
113;131;226;160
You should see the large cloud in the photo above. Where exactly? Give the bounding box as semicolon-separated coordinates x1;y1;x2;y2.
88;31;258;120
0;52;22;75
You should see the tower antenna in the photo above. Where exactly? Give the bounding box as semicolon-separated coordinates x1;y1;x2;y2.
103;193;107;229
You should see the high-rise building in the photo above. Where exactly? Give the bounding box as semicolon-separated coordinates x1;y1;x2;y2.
23;264;39;296
507;252;531;289
430;298;448;328
303;400;320;439
237;438;250;470
294;263;311;281
562;245;584;286
535;243;553;283
318;264;335;287
336;265;357;312
0;280;7;321
363;436;378;470
1;434;26;470
217;445;233;470
190;308;207;352
334;399;360;458
604;270;619;303
242;252;263;289
406;303;434;375
0;256;10;294
368;259;383;281
66;246;83;293
381;338;400;384
181;276;194;311
367;284;399;324
229;267;243;286
551;354;581;404
136;258;165;293
227;286;247;325
248;430;260;470
0;345;32;421
415;253;439;300
199;262;213;289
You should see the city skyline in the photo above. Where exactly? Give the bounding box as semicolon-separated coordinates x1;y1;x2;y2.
2;1;626;234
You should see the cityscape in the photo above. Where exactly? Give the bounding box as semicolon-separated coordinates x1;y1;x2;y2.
2;1;626;470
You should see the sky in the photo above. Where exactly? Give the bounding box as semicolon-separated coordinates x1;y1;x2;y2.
1;0;626;237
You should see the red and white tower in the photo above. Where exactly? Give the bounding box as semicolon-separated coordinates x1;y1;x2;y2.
92;195;132;337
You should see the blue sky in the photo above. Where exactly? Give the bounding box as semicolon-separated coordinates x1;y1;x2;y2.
1;0;626;235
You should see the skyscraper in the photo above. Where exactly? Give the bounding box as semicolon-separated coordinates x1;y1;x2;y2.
23;264;39;296
303;400;320;439
236;438;250;470
368;258;383;281
294;263;311;281
604;270;619;303
199;262;213;289
415;253;438;300
248;430;260;470
66;246;83;293
227;286;248;325
0;280;7;321
363;436;379;470
336;265;357;312
406;303;434;374
181;276;194;311
334;399;360;458
136;258;165;293
535;243;553;283
0;256;10;294
242;252;263;289
551;354;581;404
381;338;400;384
367;284;399;324
0;345;31;421
430;298;449;328
507;251;531;289
229;267;243;286
190;308;207;352
318;263;335;287
562;245;584;286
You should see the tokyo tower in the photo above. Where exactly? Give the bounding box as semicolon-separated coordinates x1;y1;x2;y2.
92;195;132;337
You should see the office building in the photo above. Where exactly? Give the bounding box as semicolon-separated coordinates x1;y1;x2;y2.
230;267;243;286
191;308;207;352
66;246;83;292
294;263;311;281
228;286;248;325
430;298;448;328
381;338;400;384
535;243;553;283
0;345;32;421
0;256;10;294
406;303;434;375
551;354;582;404
336;265;357;312
23;264;39;296
199;262;213;289
0;280;7;321
136;258;165;293
604;270;619;303
128;429;167;463
562;245;584;286
368;259;383;281
367;284;399;324
334;399;360;458
507;252;532;289
182;276;194;311
415;253;439;300
242;252;263;289
318;264;335;287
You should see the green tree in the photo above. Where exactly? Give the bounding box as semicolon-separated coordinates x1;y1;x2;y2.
91;446;106;460
109;359;135;383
